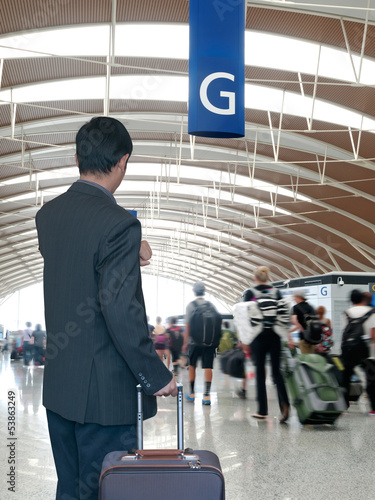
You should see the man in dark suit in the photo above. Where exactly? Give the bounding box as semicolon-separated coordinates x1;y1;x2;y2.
36;116;177;500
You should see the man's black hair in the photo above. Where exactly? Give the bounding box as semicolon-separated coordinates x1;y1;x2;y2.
350;289;364;305
76;117;133;175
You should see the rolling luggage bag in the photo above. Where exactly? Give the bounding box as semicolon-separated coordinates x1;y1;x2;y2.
282;350;346;425
99;385;225;500
220;348;246;378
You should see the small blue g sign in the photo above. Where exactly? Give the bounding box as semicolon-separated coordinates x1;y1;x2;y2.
321;286;328;296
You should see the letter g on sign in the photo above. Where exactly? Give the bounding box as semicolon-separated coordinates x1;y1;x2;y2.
200;72;235;115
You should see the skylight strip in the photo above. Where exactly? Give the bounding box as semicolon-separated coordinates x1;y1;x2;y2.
0;163;310;201
1;181;291;215
1;74;373;134
0;24;375;85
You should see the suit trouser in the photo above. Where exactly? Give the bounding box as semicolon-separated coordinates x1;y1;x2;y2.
46;409;137;500
342;342;370;408
251;331;290;416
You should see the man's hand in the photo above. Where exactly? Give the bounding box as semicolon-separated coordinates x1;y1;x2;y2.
140;240;152;267
153;377;178;397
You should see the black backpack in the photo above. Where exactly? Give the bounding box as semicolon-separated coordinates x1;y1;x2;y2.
341;308;375;351
189;300;222;347
295;302;323;345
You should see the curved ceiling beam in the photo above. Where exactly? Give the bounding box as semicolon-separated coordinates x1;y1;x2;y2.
1;171;373;264
3;112;375;170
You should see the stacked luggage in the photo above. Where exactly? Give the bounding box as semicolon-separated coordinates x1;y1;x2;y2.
282;349;346;425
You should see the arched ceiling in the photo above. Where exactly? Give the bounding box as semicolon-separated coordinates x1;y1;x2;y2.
0;0;375;305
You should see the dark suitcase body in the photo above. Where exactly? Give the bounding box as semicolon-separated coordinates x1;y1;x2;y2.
220;348;245;378
100;449;224;499
99;386;225;500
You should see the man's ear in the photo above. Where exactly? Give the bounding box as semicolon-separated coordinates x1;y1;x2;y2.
75;154;79;168
119;154;129;174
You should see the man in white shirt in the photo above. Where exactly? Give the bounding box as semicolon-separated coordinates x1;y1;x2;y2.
342;290;375;415
22;321;33;366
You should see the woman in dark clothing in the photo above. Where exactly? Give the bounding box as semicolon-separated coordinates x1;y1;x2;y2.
242;266;290;422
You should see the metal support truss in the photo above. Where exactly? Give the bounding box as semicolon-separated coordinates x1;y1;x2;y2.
348;119;363;161
290;169;300;201
245;134;256;186
340;3;370;84
104;0;116;116
316;146;327;184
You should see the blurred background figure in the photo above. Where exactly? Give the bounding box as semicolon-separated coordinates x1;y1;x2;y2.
147;316;154;338
153;316;168;365
22;321;33;366
288;292;318;354
218;321;238;354
166;316;184;375
315;306;333;357
32;324;46;366
341;289;375;414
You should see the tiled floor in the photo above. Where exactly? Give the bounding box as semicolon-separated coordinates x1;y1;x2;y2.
1;352;374;500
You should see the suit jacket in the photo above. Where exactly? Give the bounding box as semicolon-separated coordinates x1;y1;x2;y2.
36;181;172;425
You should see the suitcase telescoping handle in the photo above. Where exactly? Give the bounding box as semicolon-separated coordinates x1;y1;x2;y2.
137;383;184;451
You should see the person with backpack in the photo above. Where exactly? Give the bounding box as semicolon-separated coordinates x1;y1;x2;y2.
182;282;221;406
166;316;184;375
341;289;375;414
240;266;290;421
288;292;322;354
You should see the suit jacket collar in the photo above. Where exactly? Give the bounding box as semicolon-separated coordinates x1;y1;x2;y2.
69;180;116;203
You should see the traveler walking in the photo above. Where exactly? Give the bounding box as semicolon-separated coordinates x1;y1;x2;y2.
182;282;221;406
240;266;290;421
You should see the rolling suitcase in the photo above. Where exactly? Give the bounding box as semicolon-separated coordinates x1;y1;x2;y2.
220;348;246;378
282;350;346;425
99;385;225;500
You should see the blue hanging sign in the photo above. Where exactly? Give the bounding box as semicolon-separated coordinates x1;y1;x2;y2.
188;0;245;138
